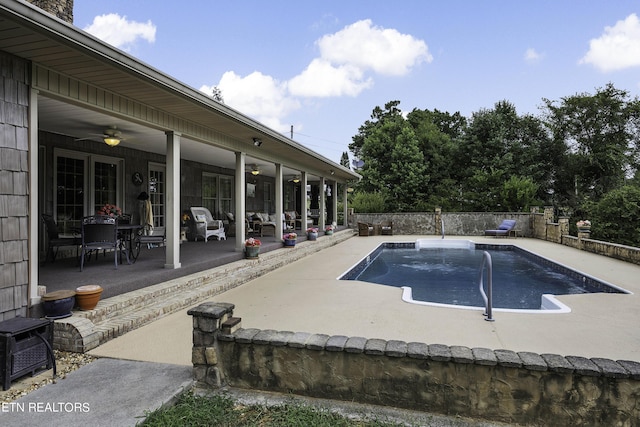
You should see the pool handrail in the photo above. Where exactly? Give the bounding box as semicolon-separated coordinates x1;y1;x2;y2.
478;251;495;321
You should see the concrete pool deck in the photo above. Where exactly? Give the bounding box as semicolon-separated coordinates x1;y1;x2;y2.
89;235;640;365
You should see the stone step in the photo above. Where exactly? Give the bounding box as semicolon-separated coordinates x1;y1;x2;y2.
53;230;356;352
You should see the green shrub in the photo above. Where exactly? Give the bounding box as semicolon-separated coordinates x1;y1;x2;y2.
585;185;640;246
351;191;387;213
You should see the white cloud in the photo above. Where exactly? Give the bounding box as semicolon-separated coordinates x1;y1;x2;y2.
579;13;640;72
524;48;543;63
317;19;432;76
203;19;430;129
288;59;373;97
205;71;300;131
84;13;156;51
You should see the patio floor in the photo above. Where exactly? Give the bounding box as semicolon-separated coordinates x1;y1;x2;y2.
89;234;640;365
38;230;318;299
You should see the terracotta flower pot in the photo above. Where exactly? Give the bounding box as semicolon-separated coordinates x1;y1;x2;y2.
75;285;103;311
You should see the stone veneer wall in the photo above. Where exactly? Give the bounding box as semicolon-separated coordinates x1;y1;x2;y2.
353;212;534;237
190;302;640;426
562;235;640;265
25;0;74;23
0;51;30;320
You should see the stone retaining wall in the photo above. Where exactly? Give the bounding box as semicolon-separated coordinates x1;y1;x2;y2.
353;210;539;238
562;235;640;265
190;302;640;426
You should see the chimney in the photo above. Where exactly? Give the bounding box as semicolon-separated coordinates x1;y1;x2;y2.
25;0;74;24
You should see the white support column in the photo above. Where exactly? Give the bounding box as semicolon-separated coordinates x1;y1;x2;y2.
164;131;181;269
300;171;308;231
275;163;283;239
28;88;39;306
235;152;246;251
332;181;338;227
343;185;349;227
319;176;326;231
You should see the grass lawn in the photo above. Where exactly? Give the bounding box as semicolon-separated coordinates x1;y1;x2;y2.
139;391;412;427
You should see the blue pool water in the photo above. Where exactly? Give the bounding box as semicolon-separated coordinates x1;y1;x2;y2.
340;241;627;311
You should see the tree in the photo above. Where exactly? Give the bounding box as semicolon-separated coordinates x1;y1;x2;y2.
456;101;553;210
542;83;640;202
500;176;539;212
406;108;464;210
340;151;350;169
349;102;429;211
586;185;640;246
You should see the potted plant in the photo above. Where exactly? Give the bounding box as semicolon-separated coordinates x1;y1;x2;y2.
325;224;334;235
97;203;122;217
306;227;318;241
576;220;591;232
283;232;297;247
245;237;261;259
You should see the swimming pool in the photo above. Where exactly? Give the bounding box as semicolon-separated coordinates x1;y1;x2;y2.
339;240;629;313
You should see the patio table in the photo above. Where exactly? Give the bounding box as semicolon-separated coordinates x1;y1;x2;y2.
117;224;143;259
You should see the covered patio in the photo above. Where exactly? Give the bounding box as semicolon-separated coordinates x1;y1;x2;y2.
38;227;350;300
0;1;361;318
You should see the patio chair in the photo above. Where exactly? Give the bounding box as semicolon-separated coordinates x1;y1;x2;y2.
189;207;226;242
293;211;313;230
380;220;393;235
484;219;517;237
80;215;129;271
358;222;374;236
41;214;80;262
131;227;166;263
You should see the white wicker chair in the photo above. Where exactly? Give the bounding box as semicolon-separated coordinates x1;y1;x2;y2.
189;207;226;242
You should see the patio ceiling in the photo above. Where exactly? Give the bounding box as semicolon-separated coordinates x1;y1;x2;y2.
37;95;279;177
0;1;360;182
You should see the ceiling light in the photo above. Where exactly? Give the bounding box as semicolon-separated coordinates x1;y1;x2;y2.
253;138;263;147
104;136;121;147
292;176;300;183
251;165;260;176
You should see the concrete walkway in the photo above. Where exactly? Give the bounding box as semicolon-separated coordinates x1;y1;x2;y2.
90;235;640;364
2;235;639;426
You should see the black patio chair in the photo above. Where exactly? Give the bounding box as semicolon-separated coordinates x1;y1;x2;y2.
80;215;129;271
41;214;80;262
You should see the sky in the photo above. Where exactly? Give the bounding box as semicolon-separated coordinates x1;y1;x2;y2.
72;1;640;164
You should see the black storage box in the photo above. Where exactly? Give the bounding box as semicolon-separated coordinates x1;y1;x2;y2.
0;317;54;390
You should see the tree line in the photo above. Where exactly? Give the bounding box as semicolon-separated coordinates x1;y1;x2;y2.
345;83;640;245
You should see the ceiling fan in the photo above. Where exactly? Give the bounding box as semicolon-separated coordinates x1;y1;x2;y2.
287;175;301;183
246;164;262;176
75;125;126;147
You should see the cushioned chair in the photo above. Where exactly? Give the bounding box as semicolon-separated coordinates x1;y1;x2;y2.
484;219;517;237
41;214;80;262
247;212;277;237
380;220;393;235
358;222;374;236
190;207;226;242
